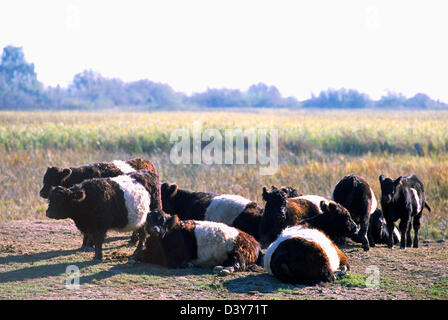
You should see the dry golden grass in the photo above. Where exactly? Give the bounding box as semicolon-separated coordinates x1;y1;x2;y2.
0;110;447;239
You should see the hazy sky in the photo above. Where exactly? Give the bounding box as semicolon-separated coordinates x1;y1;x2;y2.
1;0;447;101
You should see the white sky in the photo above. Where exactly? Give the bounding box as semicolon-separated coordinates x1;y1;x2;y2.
0;0;447;101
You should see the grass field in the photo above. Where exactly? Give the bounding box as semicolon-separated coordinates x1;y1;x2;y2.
0;109;447;300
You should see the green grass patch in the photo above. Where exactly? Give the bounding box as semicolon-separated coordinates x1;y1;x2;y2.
336;274;368;288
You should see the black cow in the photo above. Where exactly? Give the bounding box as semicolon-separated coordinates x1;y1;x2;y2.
379;174;431;249
331;174;377;251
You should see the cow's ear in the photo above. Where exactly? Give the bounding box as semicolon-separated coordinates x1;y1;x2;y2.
168;184;178;197
60;168;72;182
393;176;402;187
161;182;169;192
320;201;329;213
379;174;385;183
262;186;269;201
71;189;86;202
167;214;179;229
329;202;338;211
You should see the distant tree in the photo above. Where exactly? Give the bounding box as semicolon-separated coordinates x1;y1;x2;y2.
302;88;372;109
247;83;282;107
125;80;184;107
404;93;441;109
0;46;47;109
189;88;248;107
375;91;407;108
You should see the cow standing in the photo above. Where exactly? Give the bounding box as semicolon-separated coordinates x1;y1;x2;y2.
379;174;431;249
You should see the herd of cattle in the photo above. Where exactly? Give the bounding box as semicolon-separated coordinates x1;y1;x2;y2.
39;158;431;284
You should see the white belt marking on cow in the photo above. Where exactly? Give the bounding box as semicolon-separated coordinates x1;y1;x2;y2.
204;194;251;226
264;225;340;275
192;220;239;267
112;160;136;174
110;175;150;232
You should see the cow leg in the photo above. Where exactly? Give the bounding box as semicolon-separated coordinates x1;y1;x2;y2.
129;231;139;245
386;221;396;249
406;224;412;247
398;216;410;249
412;213;422;248
367;228;376;248
131;227;147;258
355;201;371;251
358;218;370;251
80;233;94;252
92;231;106;261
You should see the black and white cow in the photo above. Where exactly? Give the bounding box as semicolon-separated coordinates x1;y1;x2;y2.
263;225;350;284
379;174;431;249
259;186;341;247
160;183;263;240
40;158;157;248
331;174;377;251
136;209;261;273
46;170;162;261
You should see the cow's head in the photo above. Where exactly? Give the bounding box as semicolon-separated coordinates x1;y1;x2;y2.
146;209;179;238
319;201;359;237
259;186;288;247
46;185;85;219
379;174;402;204
40;167;73;199
280;186;302;198
160;182;179;214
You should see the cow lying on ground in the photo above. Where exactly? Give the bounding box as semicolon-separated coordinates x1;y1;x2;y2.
161;183;263;240
259;186;332;247
331;174;377;251
379;174;431;249
368;209;401;246
46;170;162;261
135;209;261;273
40;158;157;249
263;200;356;284
264;227;350;284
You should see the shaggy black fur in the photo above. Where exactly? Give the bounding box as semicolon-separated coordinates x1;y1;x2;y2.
299;201;359;240
161;183;216;220
161;182;263;240
140;209;260;271
40;158;157;248
46;170;161;261
331;174;374;251
259;186;322;247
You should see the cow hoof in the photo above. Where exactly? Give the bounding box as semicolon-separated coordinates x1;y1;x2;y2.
79;246;94;252
218;268;234;277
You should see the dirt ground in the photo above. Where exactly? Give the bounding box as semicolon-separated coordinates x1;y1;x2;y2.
0;219;447;300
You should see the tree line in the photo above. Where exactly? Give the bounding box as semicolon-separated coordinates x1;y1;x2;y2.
1;46;447;110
